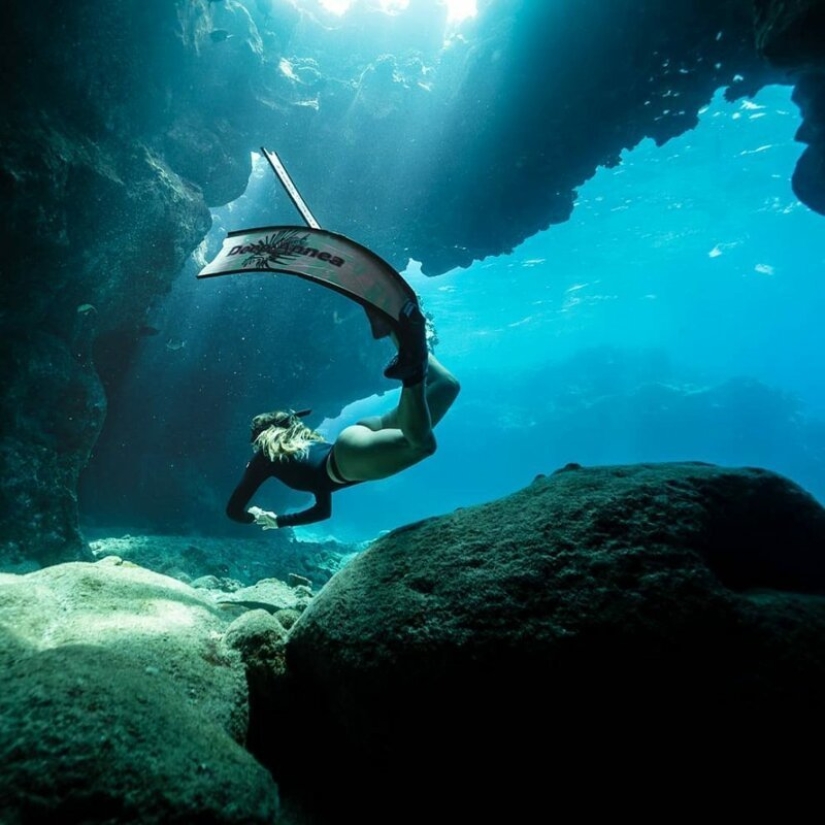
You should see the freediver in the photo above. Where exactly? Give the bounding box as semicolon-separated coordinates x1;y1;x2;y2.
225;299;460;528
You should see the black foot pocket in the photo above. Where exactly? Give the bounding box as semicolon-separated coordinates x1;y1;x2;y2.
384;353;428;386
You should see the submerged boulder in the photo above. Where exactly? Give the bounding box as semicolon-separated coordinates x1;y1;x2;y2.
5;464;825;823
0;558;279;824
276;462;825;821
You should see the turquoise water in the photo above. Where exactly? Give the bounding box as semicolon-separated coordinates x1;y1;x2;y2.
307;84;825;541
79;83;825;546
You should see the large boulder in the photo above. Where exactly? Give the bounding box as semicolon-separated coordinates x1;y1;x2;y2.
275;462;825;821
0;558;279;824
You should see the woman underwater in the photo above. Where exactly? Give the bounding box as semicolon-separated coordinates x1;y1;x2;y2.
226;299;460;529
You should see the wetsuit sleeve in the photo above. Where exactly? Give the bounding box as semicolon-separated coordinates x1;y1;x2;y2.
226;456;270;524
276;490;332;528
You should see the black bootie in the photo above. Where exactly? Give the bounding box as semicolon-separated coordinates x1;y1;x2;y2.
383;300;428;387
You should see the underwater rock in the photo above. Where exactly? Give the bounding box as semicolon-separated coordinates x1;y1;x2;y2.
224;610;288;699
0;114;210;570
0;332;105;569
222;609;295;788
754;0;825;72
87;532;356;590
215;577;314;615
0;558;278;823
755;1;825;216
276;461;825;821
792;73;825;216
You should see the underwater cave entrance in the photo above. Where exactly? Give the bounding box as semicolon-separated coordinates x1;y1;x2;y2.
80;84;825;544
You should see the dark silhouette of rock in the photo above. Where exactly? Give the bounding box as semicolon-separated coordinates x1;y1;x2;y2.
273;462;825;821
792;73;825;214
755;1;825;214
0;332;105;567
755;0;825;72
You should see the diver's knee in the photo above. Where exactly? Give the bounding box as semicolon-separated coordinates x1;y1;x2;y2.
437;372;460;406
413;432;437;458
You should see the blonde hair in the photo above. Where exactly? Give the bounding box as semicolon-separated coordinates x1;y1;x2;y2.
251;410;324;462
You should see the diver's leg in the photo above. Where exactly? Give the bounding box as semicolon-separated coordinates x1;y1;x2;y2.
357;354;459;432
383;300;429;384
330;425;422;481
333;380;433;481
334;355;460;481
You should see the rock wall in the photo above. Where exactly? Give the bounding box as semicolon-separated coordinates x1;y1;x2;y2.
755;0;825;212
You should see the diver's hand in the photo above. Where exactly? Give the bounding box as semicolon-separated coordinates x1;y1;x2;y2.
248;506;279;530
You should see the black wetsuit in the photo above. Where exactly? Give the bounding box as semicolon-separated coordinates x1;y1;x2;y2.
226;441;355;528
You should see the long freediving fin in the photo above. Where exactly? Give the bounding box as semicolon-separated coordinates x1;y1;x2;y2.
260;147;320;229
197;225;416;339
198;149;418;340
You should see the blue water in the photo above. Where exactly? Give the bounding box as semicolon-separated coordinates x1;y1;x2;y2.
300;84;825;542
79;83;825;546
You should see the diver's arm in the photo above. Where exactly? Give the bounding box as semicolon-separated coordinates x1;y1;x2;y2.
276;490;332;528
226;456;269;524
